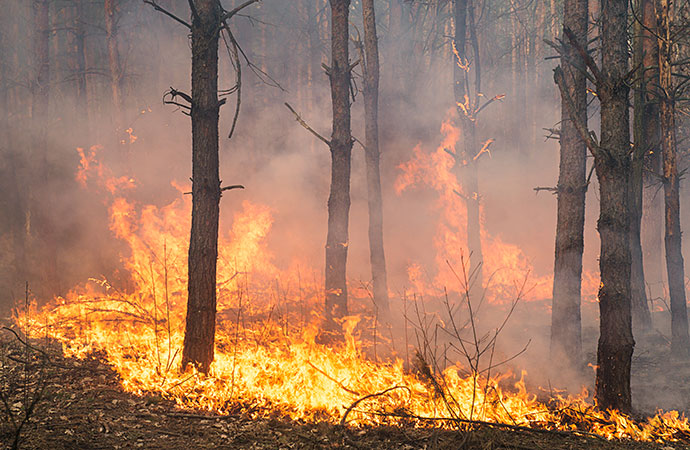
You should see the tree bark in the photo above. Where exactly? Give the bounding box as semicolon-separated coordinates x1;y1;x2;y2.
453;0;484;292
630;0;654;331
550;0;587;375
361;0;390;316
657;0;690;357
324;0;353;333
595;0;635;412
181;0;222;373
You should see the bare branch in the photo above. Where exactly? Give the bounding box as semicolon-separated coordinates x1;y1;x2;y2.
284;102;330;147
554;66;600;157
563;27;604;85
143;0;191;29
220;0;261;22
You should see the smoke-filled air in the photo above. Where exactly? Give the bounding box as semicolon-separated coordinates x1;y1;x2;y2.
2;0;690;448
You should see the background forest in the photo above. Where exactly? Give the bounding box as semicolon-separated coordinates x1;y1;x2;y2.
3;0;690;437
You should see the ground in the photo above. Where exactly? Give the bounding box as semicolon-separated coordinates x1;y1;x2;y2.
0;331;687;450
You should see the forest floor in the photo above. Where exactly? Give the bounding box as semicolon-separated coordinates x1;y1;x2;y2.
0;329;686;450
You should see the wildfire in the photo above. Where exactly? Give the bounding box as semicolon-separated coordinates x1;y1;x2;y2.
395;115;599;303
13;140;690;444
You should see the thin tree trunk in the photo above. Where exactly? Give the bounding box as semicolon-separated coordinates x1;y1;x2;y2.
630;0;654;331
551;0;587;375
32;0;59;296
74;0;90;142
104;0;125;145
657;0;690;357
641;0;664;312
324;0;353;334
361;0;389;316
182;0;222;373
595;0;634;412
454;0;484;291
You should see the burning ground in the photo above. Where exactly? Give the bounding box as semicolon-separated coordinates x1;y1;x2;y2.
3;129;690;448
0;327;686;449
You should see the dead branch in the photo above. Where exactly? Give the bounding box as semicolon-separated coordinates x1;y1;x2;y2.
563;27;604;85
142;1;191;29
474;94;505;117
307;361;360;396
221;26;242;139
221;185;244;192
220;0;261;23
339;385;410;426
284;102;330;146
553;66;600;157
534;186;558;194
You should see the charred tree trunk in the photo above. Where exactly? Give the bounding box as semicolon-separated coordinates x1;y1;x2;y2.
550;0;587;375
595;0;634;411
324;0;353;333
657;0;690;357
181;0;222;373
105;0;125;146
630;0;654;331
361;0;389;316
453;0;483;291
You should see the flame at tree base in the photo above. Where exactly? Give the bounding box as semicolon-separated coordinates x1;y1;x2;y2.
16;276;690;442
14;142;690;444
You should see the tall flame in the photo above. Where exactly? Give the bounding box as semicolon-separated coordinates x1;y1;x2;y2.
396;116;597;303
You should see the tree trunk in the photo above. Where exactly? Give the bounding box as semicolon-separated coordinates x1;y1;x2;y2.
550;0;587;375
453;0;484;292
640;0;664;317
594;0;634;412
104;0;125;146
324;0;353;333
73;0;90;142
32;0;59;297
361;0;389;316
657;0;690;358
181;0;222;373
630;0;654;331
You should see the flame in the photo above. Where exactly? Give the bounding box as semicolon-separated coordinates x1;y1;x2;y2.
396;116;553;302
14;142;688;444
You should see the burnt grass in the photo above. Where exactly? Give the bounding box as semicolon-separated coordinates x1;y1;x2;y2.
0;333;686;450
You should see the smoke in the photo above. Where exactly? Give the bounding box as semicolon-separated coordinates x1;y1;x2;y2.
0;0;687;414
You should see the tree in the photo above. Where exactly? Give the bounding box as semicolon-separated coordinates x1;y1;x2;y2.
360;0;390;316
72;0;89;140
657;0;690;357
323;0;354;333
146;0;254;373
550;0;587;376
105;0;125;146
452;0;485;293
630;0;655;331
180;0;224;373
555;0;635;411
